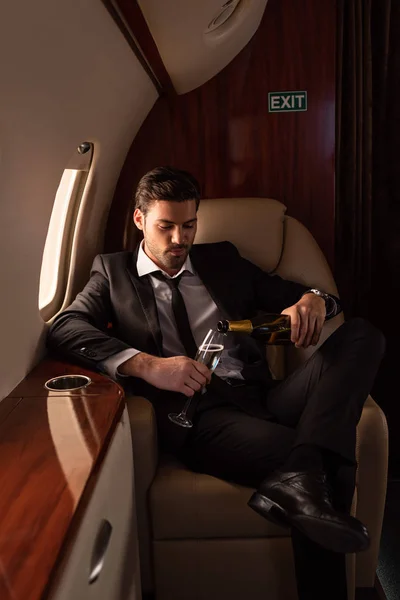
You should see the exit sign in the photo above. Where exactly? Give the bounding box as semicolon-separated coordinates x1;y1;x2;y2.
268;91;307;112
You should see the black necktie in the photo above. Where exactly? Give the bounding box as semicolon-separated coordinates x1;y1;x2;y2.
153;271;198;359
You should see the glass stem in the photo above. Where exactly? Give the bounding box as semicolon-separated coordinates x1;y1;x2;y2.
179;395;194;417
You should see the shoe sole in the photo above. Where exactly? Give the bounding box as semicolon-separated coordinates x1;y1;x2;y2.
248;492;370;554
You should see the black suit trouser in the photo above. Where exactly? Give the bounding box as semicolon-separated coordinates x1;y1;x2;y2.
178;318;386;600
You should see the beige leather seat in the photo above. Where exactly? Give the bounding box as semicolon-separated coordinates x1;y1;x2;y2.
127;198;388;600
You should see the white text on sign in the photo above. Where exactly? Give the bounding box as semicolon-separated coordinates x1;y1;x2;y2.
268;91;307;112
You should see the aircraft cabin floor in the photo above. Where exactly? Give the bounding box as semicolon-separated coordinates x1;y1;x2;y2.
376;475;400;600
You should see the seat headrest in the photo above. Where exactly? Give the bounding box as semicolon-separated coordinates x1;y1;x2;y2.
195;198;286;273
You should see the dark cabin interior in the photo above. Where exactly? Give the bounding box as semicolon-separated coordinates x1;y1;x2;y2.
103;1;400;598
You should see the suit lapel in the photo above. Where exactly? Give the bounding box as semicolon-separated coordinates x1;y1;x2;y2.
126;251;163;356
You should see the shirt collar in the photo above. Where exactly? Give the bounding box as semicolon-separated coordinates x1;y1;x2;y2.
137;240;194;279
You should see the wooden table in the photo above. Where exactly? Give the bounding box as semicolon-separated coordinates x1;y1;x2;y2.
0;358;125;600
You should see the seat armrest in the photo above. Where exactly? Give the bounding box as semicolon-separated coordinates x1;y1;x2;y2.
126;395;159;482
355;395;389;588
126;395;159;593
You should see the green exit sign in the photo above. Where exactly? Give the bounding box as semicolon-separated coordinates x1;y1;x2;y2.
268;91;307;112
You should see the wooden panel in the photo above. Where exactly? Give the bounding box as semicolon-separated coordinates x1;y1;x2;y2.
0;396;22;421
8;358;120;398
0;359;124;600
103;0;175;94
105;0;337;269
101;0;162;93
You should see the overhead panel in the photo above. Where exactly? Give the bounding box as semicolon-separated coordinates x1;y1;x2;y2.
137;0;269;94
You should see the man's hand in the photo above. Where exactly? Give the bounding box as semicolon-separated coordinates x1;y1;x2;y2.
281;293;326;348
119;353;212;396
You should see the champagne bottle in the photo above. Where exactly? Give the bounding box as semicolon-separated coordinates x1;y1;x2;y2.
217;314;292;345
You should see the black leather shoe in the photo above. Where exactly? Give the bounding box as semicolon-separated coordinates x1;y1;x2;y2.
248;470;370;554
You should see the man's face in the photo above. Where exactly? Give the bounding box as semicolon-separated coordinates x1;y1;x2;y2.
134;200;197;275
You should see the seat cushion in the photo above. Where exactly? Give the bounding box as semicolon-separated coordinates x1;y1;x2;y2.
149;456;289;540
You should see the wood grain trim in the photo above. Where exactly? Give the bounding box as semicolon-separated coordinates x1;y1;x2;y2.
101;0;162;93
102;0;175;95
104;0;337;268
0;396;22;422
0;359;125;600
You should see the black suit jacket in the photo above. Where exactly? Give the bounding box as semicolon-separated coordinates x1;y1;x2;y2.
47;241;336;447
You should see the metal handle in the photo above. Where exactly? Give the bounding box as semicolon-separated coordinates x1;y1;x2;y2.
88;519;112;584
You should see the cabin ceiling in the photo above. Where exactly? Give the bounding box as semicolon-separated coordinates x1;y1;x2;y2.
136;0;269;94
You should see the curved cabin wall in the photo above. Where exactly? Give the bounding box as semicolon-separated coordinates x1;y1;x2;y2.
0;0;157;400
105;0;336;274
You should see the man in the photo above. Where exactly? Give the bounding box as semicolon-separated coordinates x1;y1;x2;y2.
47;166;385;600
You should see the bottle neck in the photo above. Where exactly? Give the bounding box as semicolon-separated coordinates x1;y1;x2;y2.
217;315;292;344
225;319;254;333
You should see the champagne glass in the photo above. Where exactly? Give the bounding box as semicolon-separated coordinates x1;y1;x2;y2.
168;328;225;428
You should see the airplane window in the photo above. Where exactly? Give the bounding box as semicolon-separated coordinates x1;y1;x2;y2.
39;142;93;321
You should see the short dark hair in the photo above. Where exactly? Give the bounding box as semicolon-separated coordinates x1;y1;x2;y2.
135;166;201;215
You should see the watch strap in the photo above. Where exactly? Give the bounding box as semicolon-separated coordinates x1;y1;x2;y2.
303;288;337;318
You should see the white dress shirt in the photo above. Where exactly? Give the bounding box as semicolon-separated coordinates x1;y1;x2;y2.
100;242;244;380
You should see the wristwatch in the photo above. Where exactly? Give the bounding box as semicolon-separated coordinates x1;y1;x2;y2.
305;288;336;317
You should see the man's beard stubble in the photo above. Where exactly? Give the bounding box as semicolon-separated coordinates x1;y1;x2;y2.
165;254;185;269
144;237;191;271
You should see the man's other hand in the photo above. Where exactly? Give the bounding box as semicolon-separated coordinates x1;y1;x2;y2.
281;293;326;348
119;353;212;396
